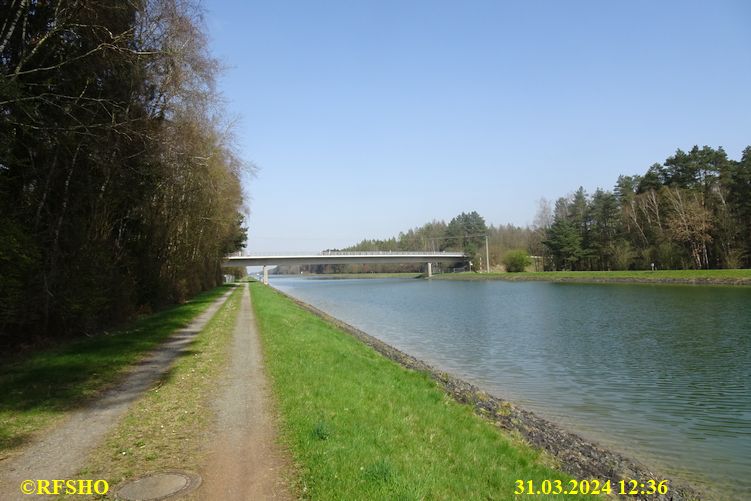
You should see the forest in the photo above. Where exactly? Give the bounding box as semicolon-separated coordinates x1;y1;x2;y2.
541;146;751;271
284;145;751;275
0;1;246;348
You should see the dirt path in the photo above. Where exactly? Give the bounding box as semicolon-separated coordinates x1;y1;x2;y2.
196;284;292;500
0;290;233;500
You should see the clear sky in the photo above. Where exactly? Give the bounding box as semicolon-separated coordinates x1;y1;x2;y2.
204;0;751;253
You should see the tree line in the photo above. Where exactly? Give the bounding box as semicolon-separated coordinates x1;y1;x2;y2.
281;144;750;276
277;211;534;274
539;146;751;271
0;1;247;348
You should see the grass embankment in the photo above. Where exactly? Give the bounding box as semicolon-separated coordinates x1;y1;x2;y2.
0;285;233;455
73;285;243;491
251;282;597;500
434;269;751;285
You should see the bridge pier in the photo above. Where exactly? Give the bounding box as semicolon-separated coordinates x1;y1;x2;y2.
262;266;269;285
427;262;432;278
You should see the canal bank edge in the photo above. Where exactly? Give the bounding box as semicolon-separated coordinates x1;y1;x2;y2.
264;285;703;501
431;270;751;287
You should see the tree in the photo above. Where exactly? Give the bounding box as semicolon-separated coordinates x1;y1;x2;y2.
663;145;728;191
529;198;553;270
503;250;532;272
589;189;621;270
0;0;247;345
718;148;751;267
664;188;713;269
544;218;583;270
637;164;666;193
444;211;487;265
487;223;533;269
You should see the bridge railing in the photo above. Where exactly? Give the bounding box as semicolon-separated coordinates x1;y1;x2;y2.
227;250;466;257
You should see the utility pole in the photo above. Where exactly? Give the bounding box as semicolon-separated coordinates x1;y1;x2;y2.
485;235;490;273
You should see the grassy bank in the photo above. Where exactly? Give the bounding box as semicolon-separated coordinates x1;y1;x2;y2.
73;285;243;491
251;282;597;500
0;285;232;454
434;269;751;285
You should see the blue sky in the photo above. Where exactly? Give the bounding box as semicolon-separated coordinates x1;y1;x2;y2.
205;0;751;253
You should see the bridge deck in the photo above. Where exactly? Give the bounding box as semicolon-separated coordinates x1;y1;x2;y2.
222;251;466;267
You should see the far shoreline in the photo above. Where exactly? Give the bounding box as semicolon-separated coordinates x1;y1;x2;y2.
291;269;751;286
433;269;751;286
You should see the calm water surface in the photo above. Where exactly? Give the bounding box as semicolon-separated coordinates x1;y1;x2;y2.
270;276;751;499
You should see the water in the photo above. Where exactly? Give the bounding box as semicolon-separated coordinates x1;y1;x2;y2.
270;276;751;499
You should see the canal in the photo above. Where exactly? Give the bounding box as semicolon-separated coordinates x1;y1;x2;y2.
270;276;751;499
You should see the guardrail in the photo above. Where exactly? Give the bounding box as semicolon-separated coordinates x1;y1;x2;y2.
227;251;466;257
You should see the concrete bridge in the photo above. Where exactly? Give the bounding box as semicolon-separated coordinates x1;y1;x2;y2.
222;251;467;283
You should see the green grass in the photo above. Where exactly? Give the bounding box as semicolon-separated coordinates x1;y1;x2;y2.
75;285;243;489
0;285;233;454
434;269;751;284
251;282;599;500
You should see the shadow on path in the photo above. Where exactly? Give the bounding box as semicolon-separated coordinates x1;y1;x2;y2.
0;289;234;500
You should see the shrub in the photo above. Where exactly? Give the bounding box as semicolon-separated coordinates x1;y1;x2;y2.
503;250;532;272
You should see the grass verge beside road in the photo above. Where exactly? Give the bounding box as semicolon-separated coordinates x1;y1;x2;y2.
0;285;232;455
251;282;597;500
73;285;243;491
434;269;751;285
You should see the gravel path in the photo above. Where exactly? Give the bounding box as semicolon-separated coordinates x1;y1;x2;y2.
196;284;292;500
0;290;233;500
